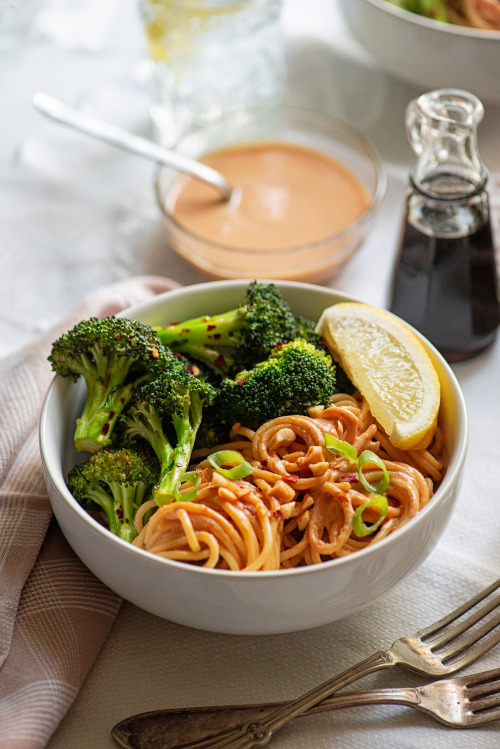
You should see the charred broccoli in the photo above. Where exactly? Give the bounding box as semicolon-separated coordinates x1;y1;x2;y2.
48;316;166;453
212;339;337;428
117;363;217;505
154;281;303;374
67;446;159;542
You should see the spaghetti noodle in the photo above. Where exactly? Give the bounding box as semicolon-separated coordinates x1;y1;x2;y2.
133;392;446;570
448;0;500;29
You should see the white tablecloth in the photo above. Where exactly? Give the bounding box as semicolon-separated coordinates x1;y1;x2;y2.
2;1;500;747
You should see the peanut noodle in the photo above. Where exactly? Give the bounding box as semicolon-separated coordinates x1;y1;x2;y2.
133;393;446;570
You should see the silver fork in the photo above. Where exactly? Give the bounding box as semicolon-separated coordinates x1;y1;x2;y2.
111;667;500;748
179;577;500;749
301;666;500;727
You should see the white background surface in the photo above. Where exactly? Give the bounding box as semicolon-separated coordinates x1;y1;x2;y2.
2;1;500;747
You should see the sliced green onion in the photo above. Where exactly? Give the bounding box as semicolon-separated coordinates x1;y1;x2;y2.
357;450;390;495
207;450;254;480
174;471;201;502
324;434;357;462
352;495;389;537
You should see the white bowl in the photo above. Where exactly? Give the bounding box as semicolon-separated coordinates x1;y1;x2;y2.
39;280;468;635
339;0;500;104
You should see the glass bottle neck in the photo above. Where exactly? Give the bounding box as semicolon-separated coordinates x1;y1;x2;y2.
407;89;488;201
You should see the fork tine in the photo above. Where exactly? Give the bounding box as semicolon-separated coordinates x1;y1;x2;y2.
434;625;500;671
417;578;500;639
469;696;500;715
465;669;500;713
427;593;500;650
463;666;500;688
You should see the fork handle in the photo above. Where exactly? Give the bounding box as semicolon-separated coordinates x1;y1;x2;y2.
112;684;421;749
199;649;396;749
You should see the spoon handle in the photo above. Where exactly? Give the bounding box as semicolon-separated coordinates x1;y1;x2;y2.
32;92;233;200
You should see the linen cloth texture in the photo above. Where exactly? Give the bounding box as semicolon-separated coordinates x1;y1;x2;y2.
0;274;179;749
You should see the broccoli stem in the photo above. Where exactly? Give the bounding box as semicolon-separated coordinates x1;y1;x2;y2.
74;351;149;452
153;394;204;506
108;482;142;543
125;402;175;471
155;310;244;372
84;486;128;541
158;309;244;348
86;483;144;542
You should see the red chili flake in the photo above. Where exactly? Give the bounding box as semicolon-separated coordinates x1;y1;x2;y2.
228;331;234;337
116;506;124;520
207;324;216;331
172;352;184;359
274;341;284;349
213;333;221;340
176;462;183;468
120;397;126;404
103;373;110;388
273;510;283;518
115;334;122;340
283;474;298;483
215;354;226;368
109;411;115;420
101;423;110;435
182;328;190;333
342;474;359;484
236;378;248;386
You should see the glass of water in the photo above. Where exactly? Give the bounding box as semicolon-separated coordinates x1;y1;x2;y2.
138;0;286;145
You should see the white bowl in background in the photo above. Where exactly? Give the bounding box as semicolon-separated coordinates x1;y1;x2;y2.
39;280;468;635
339;0;500;104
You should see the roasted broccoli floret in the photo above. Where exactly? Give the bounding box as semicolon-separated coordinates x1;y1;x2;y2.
214;339;337;427
48;316;166;453
292;313;326;350
117;365;217;505
154;281;300;374
67;447;159;543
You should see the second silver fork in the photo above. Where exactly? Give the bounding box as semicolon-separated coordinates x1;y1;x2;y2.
112;667;500;749
113;577;500;749
170;577;500;749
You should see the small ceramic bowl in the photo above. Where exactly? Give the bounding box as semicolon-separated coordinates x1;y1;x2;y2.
154;108;386;283
339;0;500;104
39;280;468;635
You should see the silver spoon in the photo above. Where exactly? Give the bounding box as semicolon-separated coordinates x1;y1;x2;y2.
32;92;235;201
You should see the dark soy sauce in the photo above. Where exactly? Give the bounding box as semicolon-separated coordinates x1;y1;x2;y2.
390;219;500;362
391;90;500;362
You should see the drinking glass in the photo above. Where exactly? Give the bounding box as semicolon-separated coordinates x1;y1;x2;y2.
138;0;286;145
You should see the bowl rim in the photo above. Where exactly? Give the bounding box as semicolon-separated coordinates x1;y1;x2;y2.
154;106;387;256
363;0;500;38
39;279;469;581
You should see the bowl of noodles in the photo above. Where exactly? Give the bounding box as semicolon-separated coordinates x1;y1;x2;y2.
339;0;500;104
39;280;468;635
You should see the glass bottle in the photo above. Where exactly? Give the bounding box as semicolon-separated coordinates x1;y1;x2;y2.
389;89;499;362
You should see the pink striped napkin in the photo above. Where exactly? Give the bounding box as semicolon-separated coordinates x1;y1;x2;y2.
0;275;180;749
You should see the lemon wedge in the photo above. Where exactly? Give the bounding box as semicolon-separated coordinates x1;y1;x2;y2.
316;302;441;450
